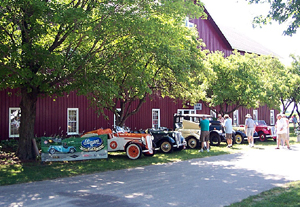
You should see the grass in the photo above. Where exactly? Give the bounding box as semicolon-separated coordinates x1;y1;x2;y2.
227;181;300;207
0;145;233;186
1;127;299;206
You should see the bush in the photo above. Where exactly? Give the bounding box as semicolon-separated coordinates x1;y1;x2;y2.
0;139;19;152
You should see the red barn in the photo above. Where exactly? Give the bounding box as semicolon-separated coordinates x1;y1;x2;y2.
0;8;279;140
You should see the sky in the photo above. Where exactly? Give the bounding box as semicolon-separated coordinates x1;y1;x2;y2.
201;0;300;66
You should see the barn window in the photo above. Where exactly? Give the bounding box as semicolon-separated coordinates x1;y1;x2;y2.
152;109;160;129
177;109;196;122
270;110;275;125
67;108;79;135
185;17;195;28
233;110;239;126
9;107;21;138
113;108;121;128
253;110;258;121
210;110;216;119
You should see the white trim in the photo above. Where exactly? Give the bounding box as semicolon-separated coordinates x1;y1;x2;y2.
113;108;121;127
177;109;196;115
9;107;21;138
253;110;258;121
233;110;239;126
270;110;275;125
67;108;79;135
152;109;160;129
210;110;216;119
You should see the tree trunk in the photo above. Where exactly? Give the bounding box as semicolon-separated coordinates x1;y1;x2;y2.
16;87;38;160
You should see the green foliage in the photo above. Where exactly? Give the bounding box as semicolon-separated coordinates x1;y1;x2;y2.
76;0;207;126
201;51;283;114
246;0;300;36
0;0;207;158
0;139;19;152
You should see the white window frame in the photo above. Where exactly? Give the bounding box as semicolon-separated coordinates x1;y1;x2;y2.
67;108;79;135
270;110;275;125
233;110;239;126
210;110;216;119
177;109;196;122
152;109;161;129
9;107;21;138
253;110;258;121
185;17;195;28
113;108;121;128
177;109;196;115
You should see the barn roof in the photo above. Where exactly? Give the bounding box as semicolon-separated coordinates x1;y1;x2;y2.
220;26;277;56
203;8;277;57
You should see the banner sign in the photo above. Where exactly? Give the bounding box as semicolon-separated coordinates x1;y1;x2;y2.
41;135;108;162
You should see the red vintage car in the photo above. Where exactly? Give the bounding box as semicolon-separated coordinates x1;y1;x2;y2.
81;127;154;159
254;120;276;142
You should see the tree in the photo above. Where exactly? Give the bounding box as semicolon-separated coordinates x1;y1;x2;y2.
84;15;207;127
246;0;300;35
0;0;206;160
282;54;300;117
202;51;282;115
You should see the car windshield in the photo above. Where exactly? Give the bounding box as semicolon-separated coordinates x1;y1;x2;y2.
254;120;267;125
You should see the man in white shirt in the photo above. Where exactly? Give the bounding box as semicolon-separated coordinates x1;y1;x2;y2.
276;114;290;149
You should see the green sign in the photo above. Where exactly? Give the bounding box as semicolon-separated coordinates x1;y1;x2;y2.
41;135;108;162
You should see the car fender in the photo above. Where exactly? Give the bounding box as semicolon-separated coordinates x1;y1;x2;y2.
259;128;271;135
235;130;246;138
158;136;175;145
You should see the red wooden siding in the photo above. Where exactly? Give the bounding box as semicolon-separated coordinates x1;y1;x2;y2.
191;9;233;57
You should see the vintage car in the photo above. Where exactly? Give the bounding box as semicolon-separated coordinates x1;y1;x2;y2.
146;128;186;153
48;145;76;154
254;120;276;142
81;127;154;160
209;120;236;146
233;126;260;144
173;114;235;148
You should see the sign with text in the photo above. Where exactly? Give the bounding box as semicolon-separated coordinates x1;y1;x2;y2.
194;103;202;110
41;135;108;162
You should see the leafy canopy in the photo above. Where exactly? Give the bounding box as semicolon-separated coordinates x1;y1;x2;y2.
246;0;300;35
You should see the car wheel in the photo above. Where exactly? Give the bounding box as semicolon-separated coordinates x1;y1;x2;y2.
187;137;198;149
235;133;244;144
69;148;75;153
49;148;56;154
258;132;267;142
126;143;142;160
210;133;221;146
160;141;173;153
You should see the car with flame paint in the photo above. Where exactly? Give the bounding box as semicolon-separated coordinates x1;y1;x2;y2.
81;127;154;160
146;128;186;153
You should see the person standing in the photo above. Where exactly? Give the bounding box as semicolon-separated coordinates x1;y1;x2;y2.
245;114;255;147
276;114;290;149
224;114;233;148
217;114;224;126
282;114;290;146
199;116;210;152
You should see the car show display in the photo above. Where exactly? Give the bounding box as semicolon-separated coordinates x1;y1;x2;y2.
81;127;155;160
147;128;186;153
173;113;235;147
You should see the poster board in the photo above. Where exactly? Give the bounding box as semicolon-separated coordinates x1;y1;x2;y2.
41;135;108;162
